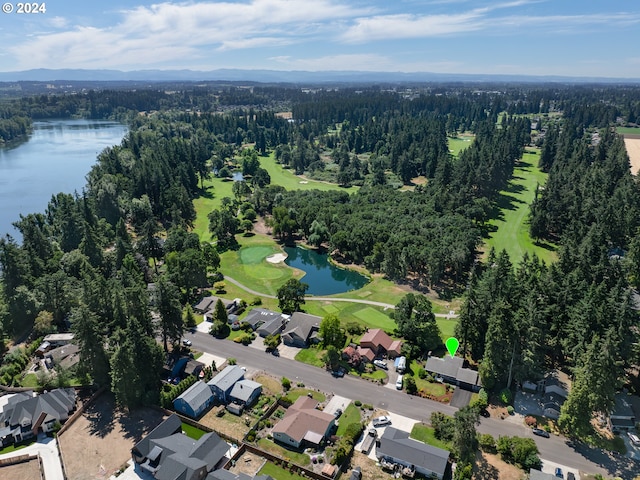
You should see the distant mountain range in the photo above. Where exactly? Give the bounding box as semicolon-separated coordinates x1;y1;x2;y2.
0;68;639;85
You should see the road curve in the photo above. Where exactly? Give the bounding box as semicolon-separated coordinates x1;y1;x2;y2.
223;275;458;318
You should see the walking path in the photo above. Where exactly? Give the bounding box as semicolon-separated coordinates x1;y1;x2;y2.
223;275;458;318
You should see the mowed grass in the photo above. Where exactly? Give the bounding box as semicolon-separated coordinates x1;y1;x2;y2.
616;126;640;135
448;134;474;158
436;317;457;342
410;423;452;451
484;149;557;265
335;403;362;436
353;306;395;330
258;462;307;480
192;177;234;242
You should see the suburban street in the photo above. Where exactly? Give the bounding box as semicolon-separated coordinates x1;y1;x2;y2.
188;329;640;479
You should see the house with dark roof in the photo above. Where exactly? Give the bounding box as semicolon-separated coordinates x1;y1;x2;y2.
195;296;234;314
542;384;568;420
425;355;481;392
0;388;76;445
281;312;321;348
376;427;450;480
229;379;262;407
44;343;80;369
243;309;283;329
207;366;245;404
359;329;402;359
207;471;273;480
609;393;637;433
132;414;229;480
173;381;215;419
272;396;335;449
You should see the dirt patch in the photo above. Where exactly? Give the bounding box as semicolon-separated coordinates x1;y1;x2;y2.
253;218;271;235
0;457;41;480
227;450;267;477
198;406;250;443
624;137;640;175
473;451;526;480
349;451;396;480
57;392;165;480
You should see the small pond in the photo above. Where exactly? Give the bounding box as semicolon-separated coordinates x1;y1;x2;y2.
283;246;369;295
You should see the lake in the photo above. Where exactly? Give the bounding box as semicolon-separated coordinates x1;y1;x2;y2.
284;246;369;295
0;119;128;238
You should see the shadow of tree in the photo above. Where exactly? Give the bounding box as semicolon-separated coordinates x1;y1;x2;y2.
85;392;116;438
473;451;499;480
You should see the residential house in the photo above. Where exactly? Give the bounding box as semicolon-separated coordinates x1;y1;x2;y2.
242;309;283;330
207;471;273;480
207;366;245;404
376;427;450;480
35;341;53;358
424;355;481;392
542;384;568;420
132;414;229;480
43;333;75;346
44;343;80;370
173;381;215;419
359;329;402;359
609;393;636;433
272;396;335;449
342;345;362;366
281;312;321;348
0;388;76;445
229;380;262;407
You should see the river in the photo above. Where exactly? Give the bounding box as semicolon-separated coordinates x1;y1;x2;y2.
0;119;128;239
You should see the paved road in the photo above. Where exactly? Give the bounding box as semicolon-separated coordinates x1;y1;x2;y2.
188;329;639;479
0;434;64;480
224;275;458;318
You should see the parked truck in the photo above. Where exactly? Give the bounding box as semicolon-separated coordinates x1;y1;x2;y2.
360;428;377;453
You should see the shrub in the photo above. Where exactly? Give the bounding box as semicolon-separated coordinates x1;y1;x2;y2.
507;405;514;415
525;416;537;427
345;322;363;335
417;367;427;379
281;377;291;391
251;296;262;306
246;430;256;442
354;400;362;407
227;358;237;365
471;388;489;410
499;388;513;405
478;433;496;453
343;422;364;444
431;411;455;442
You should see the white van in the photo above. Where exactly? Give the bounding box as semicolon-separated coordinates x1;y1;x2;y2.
396;356;406;373
396;375;403;390
628;431;640;446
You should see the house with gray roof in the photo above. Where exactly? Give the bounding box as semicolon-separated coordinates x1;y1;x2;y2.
425;355;481;392
242;308;285;337
376;427;450;480
208;471;273;480
132;414;229;480
207;365;245;404
174;381;215;418
282;312;321;347
229;379;262;407
0;388;76;445
609;393;637;433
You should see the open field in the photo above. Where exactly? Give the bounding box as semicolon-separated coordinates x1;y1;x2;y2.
448;134;475;157
57;392;165;480
624;137;640;175
484;149;557;265
616;126;640;135
0;457;41;480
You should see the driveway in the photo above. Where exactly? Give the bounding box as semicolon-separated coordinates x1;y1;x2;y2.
622;432;640;461
514;390;544;416
324;395;351;416
0;434;64;480
450;388;472;408
540;458;581;480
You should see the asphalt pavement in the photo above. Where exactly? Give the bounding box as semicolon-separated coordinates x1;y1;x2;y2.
188;329;640;479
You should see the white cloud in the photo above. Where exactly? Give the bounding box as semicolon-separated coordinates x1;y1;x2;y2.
48;17;69;29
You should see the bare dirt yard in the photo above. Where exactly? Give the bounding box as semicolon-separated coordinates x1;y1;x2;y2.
58;392;165;480
473;451;526;480
624;136;640;175
0;457;41;480
348;451;396;480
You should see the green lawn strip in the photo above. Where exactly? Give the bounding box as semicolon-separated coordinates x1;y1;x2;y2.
294;348;326;368
192;177;235;242
284;387;326;403
357;369;387;382
448;135;474;158
21;373;38;388
436;317;457;343
335;403;361;436
0;441;31;455
181;422;206;440
410;423;452;451
352;306;395;330
410;360;448;396
484;150;557;265
258;461;308;480
616;127;640;135
256;439;311;466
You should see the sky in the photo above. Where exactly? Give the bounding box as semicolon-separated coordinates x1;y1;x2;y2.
0;0;639;78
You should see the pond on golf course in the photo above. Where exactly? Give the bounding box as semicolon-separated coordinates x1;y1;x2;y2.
283;246;369;296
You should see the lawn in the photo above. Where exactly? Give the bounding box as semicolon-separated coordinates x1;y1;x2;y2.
256;438;311;465
448;134;474;158
335;403;361;436
616;126;640;135
258;461;307;480
352;306;395;330
410;360;448;397
410;423;451;451
436;317;457;342
181;422;206;440
21;373;38;388
294;348;326;368
284;387;326;403
484;149;557;265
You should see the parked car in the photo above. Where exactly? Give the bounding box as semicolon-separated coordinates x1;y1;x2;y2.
479;409;490;418
627;431;640;446
331;368;345;378
373;359;388;369
532;428;550;438
349;466;362;480
372;416;391;427
182;338;192;347
396;375;403;390
555;467;564;478
334;408;343;419
567;472;575;480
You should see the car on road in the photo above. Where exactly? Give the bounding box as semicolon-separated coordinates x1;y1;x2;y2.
331;368;345;378
627;431;640;446
373;359;388;369
334;408;343;419
396;375;403;390
372;415;391;427
479;409;490;418
182;338;192;347
532;428;550;438
566;473;575;480
555;467;563;478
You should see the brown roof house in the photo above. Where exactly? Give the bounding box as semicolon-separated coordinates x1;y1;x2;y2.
272;396;335;449
359;329;402;359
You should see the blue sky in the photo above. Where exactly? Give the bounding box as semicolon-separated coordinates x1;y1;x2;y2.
0;0;639;77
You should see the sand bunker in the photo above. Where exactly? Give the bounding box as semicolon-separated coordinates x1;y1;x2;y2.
266;253;287;264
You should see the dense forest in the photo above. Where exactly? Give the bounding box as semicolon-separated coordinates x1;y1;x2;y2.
0;82;640;434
